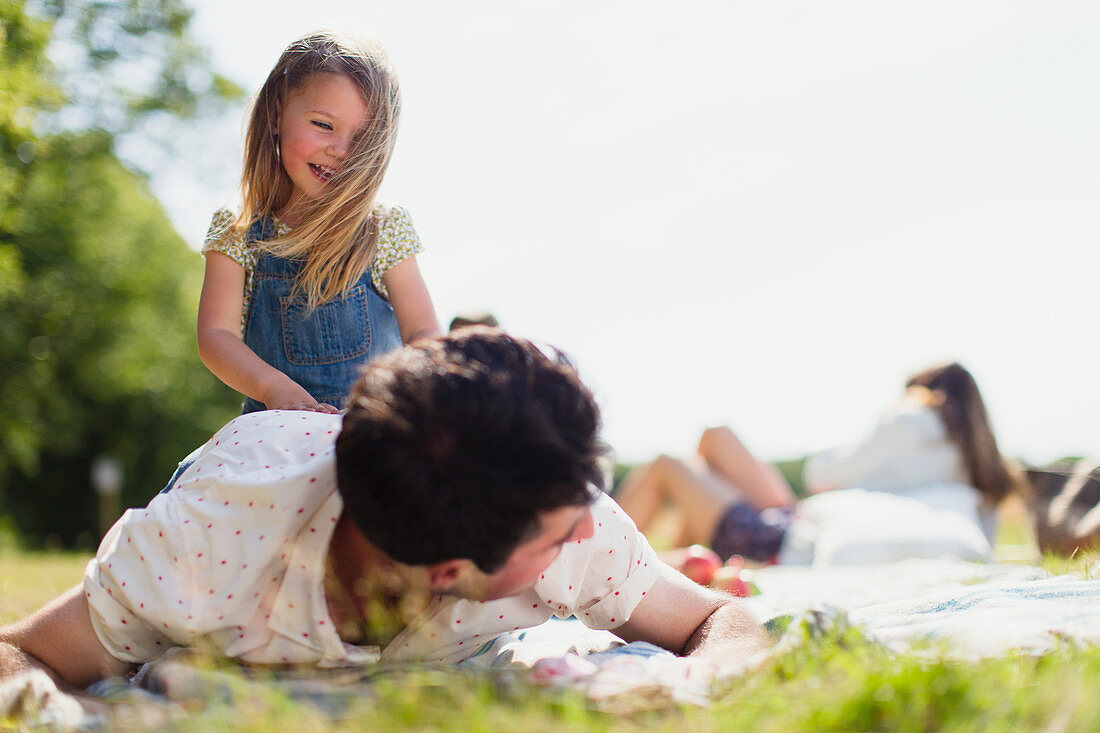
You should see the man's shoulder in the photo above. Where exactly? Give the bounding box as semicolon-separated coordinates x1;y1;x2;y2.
186;411;344;485
588;491;636;531
210;410;343;444
537;492;659;596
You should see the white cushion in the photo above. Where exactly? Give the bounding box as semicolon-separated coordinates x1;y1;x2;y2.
777;487;994;566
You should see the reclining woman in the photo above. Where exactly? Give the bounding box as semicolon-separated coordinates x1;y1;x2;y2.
616;362;1025;567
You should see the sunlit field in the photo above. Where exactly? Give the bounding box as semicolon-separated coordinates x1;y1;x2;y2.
2;508;1098;730
0;550;89;625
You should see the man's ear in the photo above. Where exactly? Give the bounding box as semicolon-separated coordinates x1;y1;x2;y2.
424;559;473;594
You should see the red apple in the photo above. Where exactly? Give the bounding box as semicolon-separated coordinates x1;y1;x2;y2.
677;544;722;586
710;565;750;597
724;554;745;570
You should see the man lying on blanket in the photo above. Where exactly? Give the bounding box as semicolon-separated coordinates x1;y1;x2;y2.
0;329;767;690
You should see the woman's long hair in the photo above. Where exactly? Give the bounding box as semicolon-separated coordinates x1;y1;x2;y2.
234;31;401;310
906;362;1019;506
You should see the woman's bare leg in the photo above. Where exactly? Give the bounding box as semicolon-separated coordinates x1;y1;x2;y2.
697;426;796;510
614;460;666;534
616;454;740;546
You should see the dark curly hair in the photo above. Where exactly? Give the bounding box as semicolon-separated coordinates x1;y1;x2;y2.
335;328;605;573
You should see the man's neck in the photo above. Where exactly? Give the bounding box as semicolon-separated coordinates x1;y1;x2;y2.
324;513;431;645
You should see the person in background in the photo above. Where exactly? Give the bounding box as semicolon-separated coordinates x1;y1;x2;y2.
617;362;1024;566
448;311;499;333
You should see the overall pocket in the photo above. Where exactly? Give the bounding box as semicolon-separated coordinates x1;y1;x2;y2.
280;284;372;366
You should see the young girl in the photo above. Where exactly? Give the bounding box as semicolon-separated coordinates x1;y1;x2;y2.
198;32;441;414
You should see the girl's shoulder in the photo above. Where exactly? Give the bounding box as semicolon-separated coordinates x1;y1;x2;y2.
375;203;415;230
373;203;423;258
201;207;265;270
202;207;243;250
367;204;424;299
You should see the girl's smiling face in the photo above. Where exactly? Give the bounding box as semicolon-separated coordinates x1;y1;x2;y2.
276;72;368;219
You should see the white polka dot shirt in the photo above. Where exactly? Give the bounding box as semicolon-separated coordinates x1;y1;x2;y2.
83;411;660;667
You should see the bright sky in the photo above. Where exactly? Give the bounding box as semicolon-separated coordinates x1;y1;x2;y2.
159;0;1099;465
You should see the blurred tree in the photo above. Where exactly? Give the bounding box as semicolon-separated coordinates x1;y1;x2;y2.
1;0;62;475
0;0;240;546
31;0;241;146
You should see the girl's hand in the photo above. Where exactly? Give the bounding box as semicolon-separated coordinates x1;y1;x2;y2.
261;381;341;414
198;254;338;414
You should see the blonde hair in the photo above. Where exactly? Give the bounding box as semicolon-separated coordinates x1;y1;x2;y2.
235;31;400;310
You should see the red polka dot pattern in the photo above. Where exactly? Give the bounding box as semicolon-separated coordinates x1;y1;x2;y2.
84;415;659;668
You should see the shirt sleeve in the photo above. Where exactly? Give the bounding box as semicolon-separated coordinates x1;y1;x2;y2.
803;400;939;493
533;493;661;630
200;208;257;273
369;205;424;300
83;500;186;664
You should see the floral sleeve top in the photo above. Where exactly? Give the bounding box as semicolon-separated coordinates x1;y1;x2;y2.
201;205;424;332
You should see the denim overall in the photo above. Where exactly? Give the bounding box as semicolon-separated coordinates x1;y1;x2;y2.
240;217;402;413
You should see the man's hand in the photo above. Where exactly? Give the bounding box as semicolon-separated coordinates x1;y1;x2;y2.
614;562;769;664
0;668;94;726
681;599;770;676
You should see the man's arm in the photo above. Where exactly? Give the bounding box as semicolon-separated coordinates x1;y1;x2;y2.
613;562;769;660
0;585;134;689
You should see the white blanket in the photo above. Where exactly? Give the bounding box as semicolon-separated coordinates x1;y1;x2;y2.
744;557;1100;658
478;557;1100;701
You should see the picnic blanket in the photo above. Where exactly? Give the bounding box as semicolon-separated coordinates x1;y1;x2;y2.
743;557;1100;658
4;558;1100;727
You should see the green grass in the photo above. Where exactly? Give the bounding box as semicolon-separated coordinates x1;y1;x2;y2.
79;624;1100;731
3;528;1099;729
0;548;91;624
